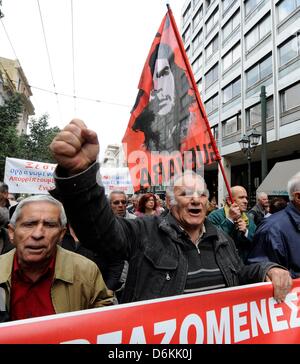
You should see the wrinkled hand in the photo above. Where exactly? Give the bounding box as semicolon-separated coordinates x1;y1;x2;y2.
50;119;99;175
235;217;247;233
228;203;241;221
265;267;292;303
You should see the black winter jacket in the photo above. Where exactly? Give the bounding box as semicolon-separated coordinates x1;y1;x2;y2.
52;162;280;303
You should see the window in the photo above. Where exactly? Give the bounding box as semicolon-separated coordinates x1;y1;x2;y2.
192;30;203;54
222;42;240;71
223;78;241;103
206;8;219;34
194;0;200;8
222;115;241;137
205;93;219;114
246;54;272;88
183;26;191;44
205;63;219;89
245;0;263;17
192;54;202;73
183;4;191;25
279;35;300;66
205;35;218;61
222;11;240;41
206;0;213;8
197;78;203;94
193;7;203;30
211;124;219;141
245;15;271;51
223;0;236;13
186;46;191;60
277;0;300;23
246;97;274;127
280;82;300;112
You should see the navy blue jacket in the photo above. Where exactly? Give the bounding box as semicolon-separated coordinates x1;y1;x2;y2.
247;203;300;278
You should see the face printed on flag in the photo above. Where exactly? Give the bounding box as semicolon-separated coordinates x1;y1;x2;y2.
150;58;175;116
122;11;218;192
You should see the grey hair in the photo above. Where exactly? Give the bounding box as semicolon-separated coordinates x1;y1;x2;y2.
108;190;127;202
256;191;268;202
287;172;300;201
10;195;67;227
166;171;209;207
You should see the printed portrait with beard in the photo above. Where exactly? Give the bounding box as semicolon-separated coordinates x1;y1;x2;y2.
132;43;194;153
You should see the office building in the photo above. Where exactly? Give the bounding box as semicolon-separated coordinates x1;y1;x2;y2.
180;0;300;204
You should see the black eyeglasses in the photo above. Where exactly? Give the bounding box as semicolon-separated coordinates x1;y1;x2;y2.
112;200;127;205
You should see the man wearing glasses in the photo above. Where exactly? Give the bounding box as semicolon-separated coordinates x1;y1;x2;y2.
109;191;136;220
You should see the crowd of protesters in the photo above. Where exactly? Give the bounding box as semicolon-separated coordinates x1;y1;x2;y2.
0;120;298;324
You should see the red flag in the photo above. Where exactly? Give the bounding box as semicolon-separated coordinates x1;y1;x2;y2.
122;8;220;192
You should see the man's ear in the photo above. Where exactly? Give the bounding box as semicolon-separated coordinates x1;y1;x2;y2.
59;227;67;243
7;224;15;246
294;192;300;204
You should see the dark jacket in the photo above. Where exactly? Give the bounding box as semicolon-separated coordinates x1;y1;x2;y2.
52;162;280;303
247;203;300;278
248;204;266;226
61;232;125;291
207;207;256;263
0;228;14;255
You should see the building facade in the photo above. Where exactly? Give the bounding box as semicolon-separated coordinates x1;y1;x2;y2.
101;144;127;168
180;0;300;205
0;57;34;135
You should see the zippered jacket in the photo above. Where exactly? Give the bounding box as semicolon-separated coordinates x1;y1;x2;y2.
52;162;281;303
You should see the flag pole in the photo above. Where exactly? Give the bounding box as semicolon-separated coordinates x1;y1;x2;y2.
167;5;234;203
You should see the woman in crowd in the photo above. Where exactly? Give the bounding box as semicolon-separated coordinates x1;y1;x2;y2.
135;193;160;217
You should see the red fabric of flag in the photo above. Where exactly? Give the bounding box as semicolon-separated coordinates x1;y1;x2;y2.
122;11;218;192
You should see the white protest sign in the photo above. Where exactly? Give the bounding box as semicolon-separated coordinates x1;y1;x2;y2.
100;167;133;195
4;157;56;194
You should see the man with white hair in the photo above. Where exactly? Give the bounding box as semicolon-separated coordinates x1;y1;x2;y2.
0;195;113;322
248;172;300;277
248;192;269;226
49;119;292;304
109;190;136;219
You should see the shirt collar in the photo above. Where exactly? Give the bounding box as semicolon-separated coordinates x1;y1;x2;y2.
13;252;56;282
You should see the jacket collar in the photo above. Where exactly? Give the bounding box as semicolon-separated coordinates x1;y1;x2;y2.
286;202;300;231
54;245;74;284
0;249;15;285
0;246;74;285
158;212;218;244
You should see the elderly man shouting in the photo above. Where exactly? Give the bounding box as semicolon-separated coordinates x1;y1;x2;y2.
49;119;292;304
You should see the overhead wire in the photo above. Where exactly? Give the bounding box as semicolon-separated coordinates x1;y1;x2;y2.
36;0;62;123
28;84;131;108
0;2;131;120
0;18;19;61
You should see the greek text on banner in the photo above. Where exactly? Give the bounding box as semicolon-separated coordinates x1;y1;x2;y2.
0;279;300;343
4;157;56;194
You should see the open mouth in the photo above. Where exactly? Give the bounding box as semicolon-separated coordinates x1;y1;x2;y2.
188;208;201;215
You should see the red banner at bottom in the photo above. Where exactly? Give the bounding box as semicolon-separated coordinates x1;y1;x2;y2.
1;279;300;344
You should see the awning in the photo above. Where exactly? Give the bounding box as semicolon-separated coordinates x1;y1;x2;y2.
257;159;300;196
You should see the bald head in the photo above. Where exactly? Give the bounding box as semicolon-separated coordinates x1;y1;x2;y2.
228;186;248;212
